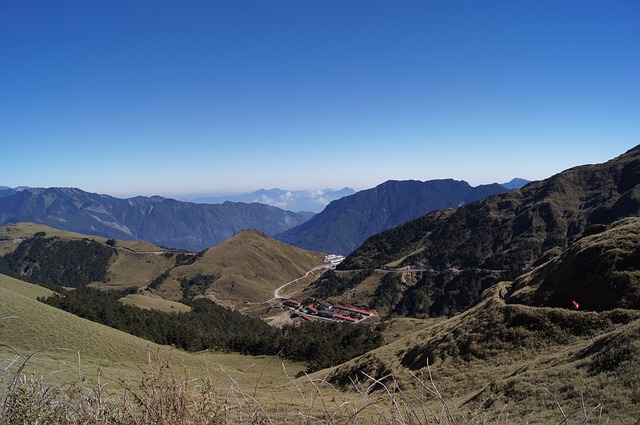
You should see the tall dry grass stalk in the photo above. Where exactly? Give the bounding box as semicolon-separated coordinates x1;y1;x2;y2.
1;339;615;424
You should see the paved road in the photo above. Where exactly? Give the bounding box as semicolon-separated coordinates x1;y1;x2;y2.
246;264;333;305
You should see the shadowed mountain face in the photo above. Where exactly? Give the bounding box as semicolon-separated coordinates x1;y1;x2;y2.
0;188;310;251
277;179;509;255
341;145;640;272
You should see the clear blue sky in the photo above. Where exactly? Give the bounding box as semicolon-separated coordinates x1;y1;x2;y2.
1;0;638;197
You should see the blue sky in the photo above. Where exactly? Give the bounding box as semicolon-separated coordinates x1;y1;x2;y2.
1;1;638;198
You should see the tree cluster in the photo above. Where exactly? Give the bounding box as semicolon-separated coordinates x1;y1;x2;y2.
310;269;373;299
40;287;383;373
0;235;113;287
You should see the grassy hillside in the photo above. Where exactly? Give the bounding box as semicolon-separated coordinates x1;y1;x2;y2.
314;218;640;422
158;229;326;305
0;273;337;422
119;292;192;313
0;222;164;255
0;274;305;382
0;274;422;423
0;223;327;312
319;283;640;422
509;217;640;311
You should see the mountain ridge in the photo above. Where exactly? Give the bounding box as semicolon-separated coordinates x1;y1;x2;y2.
341;145;640;271
277;179;510;255
302;145;640;319
0;187;310;251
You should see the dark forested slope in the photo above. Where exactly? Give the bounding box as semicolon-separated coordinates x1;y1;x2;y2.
341;145;640;272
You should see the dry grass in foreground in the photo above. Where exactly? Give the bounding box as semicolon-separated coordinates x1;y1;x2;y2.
1;344;616;425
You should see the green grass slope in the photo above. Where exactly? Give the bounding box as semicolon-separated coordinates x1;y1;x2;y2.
0;273;305;397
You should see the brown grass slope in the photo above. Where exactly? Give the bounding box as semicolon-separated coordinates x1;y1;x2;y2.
342;144;640;272
0;222;177;290
320;220;640;422
1;223;326;311
160;229;326;305
0;222;164;256
320;286;640;422
0;222;186;310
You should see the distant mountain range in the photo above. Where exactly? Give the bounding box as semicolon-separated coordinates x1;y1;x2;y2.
0;187;309;251
276;179;511;255
183;187;356;213
0;179;528;255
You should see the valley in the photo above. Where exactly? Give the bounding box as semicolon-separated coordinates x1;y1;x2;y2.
1;145;640;423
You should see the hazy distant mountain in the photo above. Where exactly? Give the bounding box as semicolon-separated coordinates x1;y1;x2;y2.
0;187;310;251
277;179;509;255
501;178;530;189
186;188;356;213
0;187;15;198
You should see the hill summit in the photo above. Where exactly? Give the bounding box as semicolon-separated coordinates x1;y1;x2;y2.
278;179;509;255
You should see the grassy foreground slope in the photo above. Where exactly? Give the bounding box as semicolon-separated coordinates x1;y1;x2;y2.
0;273;305;390
320;284;640;422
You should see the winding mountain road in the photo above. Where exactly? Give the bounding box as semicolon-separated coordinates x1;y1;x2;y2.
245;264;332;305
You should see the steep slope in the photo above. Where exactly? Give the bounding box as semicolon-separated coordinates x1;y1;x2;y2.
508;217;640;311
158;229;327;305
310;145;640;317
278;179;508;255
342;145;640;272
0;187;310;251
